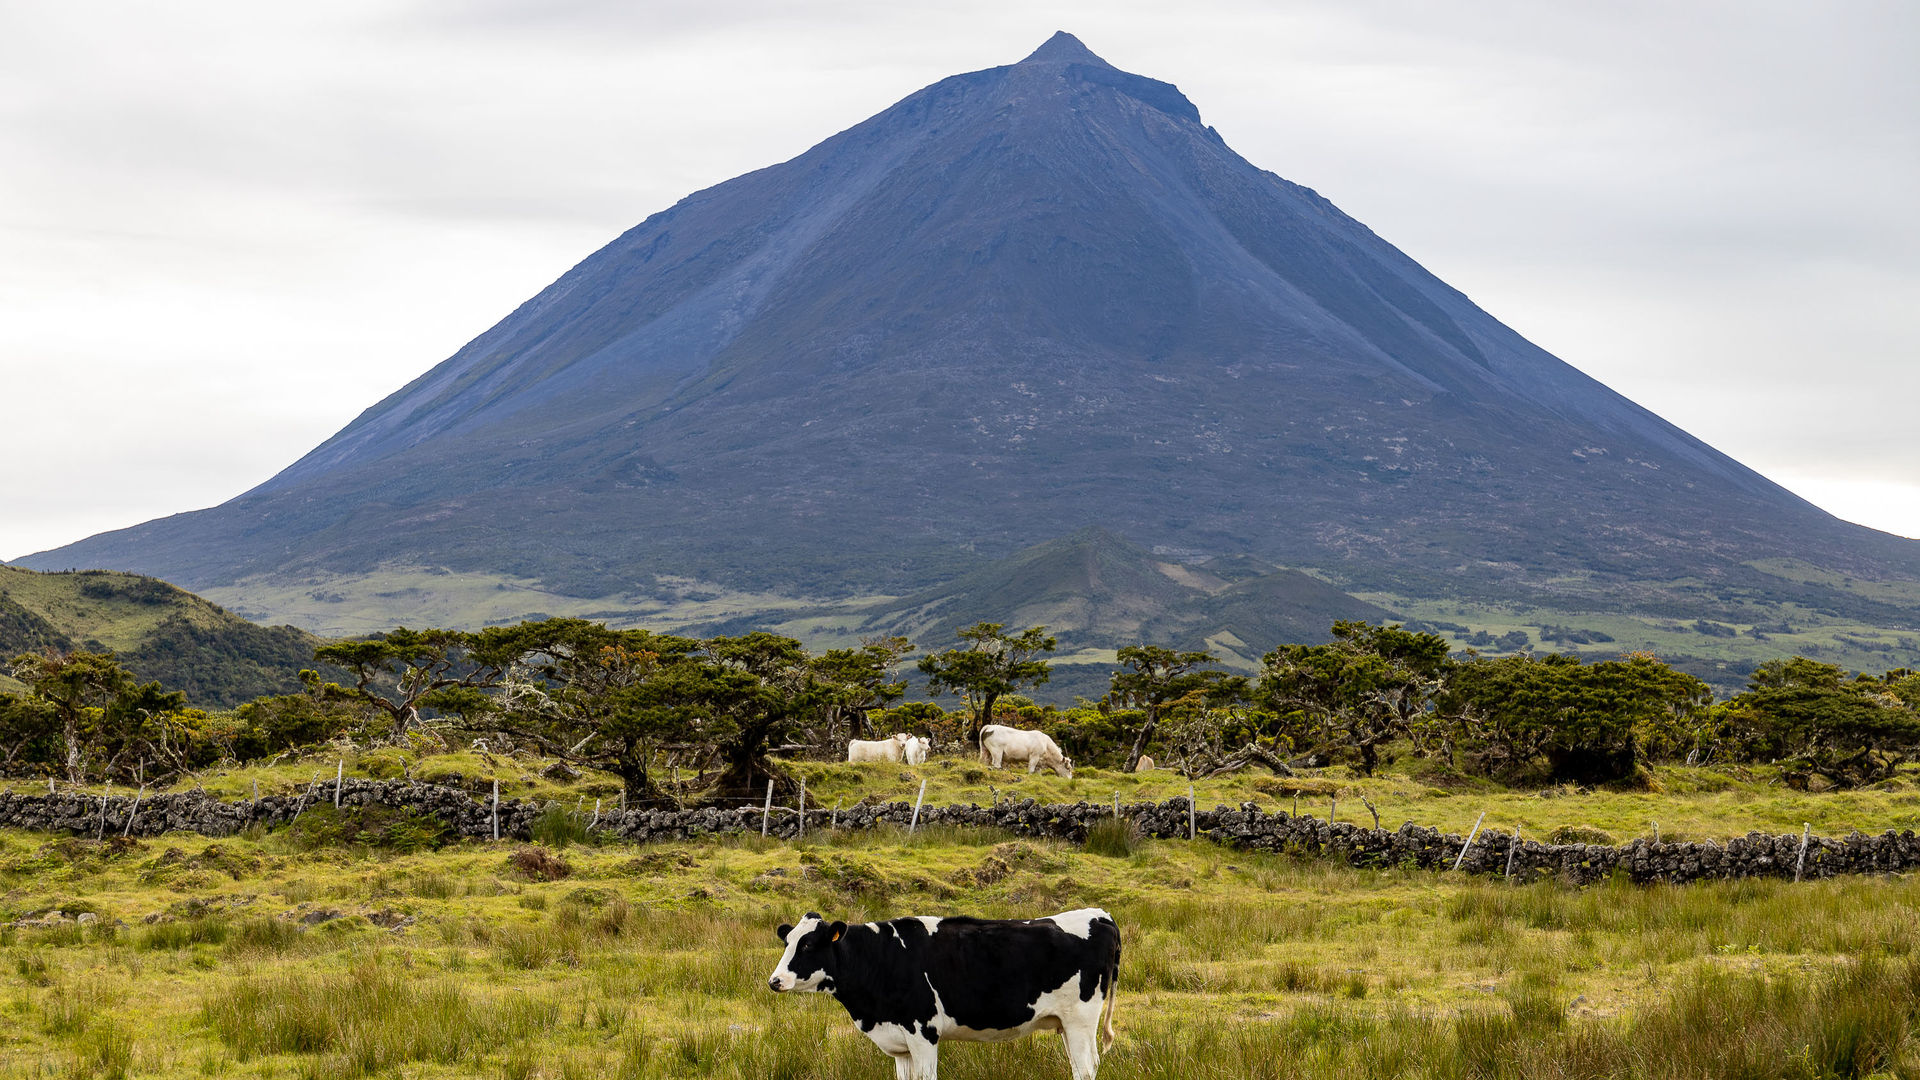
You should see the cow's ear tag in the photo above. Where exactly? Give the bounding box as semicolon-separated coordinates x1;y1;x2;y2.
831;928;842;942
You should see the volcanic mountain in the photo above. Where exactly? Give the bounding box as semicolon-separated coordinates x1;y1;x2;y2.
18;33;1919;665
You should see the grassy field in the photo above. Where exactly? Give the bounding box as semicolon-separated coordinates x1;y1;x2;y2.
1;809;1918;1079
15;750;1920;849
5;751;1920;1076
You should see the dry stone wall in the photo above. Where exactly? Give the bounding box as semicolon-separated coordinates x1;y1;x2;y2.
0;783;1911;886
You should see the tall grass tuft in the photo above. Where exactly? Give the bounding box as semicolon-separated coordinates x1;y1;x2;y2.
531;806;590;849
67;1016;133;1080
201;958;475;1075
137;915;228;951
1084;818;1142;858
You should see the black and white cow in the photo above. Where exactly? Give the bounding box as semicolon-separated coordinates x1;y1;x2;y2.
768;908;1121;1079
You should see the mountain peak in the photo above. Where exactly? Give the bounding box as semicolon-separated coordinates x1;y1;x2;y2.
1020;30;1109;67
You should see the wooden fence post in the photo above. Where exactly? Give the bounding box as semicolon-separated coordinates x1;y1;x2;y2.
491;778;500;841
1452;811;1488;872
334;760;343;808
1795;823;1812;882
122;785;146;837
798;781;807;839
762;779;775;838
909;780;928;836
1505;829;1520;880
1188;784;1197;841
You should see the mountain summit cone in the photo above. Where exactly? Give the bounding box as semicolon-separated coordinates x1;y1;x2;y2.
19;34;1917;651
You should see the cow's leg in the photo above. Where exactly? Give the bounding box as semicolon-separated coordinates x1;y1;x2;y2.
1028;757;1040;774
890;1052;912;1080
1062;1021;1101;1080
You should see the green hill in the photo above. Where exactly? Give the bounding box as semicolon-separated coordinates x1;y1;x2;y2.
0;566;328;708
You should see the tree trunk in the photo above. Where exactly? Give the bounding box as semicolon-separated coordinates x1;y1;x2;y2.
973;692;1001;746
707;718;796;805
1125;710;1160;773
708;749;793;806
1357;738;1378;777
614;747;662;805
62;708;83;784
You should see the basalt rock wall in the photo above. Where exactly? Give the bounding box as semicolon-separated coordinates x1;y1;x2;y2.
0;783;1909;886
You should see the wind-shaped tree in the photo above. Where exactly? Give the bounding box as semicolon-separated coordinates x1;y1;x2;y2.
917;623;1055;744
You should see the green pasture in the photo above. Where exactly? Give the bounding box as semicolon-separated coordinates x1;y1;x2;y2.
2;810;1920;1078
14;750;1920;847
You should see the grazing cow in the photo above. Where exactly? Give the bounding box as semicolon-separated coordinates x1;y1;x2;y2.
904;735;931;766
769;908;1120;1079
1133;755;1154;773
849;733;912;763
978;724;1073;778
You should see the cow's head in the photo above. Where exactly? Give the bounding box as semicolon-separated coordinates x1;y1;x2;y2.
769;913;844;994
1051;753;1074;779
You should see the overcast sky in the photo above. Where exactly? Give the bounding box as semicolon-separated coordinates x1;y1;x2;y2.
2;0;1915;563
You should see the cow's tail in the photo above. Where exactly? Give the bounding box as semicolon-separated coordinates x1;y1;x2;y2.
1099;931;1120;1050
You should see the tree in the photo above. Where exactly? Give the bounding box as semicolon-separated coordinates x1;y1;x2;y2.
93;680;196;783
312;627;511;742
8;650;132;782
813;636;915;744
221;691;360;762
1107;645;1236;772
1258;622;1453;776
1717;658;1920;787
701;632;818;801
474;618;700;801
0;692;57;773
1444;652;1712;782
917;623;1056;744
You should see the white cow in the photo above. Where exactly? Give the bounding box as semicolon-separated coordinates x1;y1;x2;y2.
848;733;913;763
978;724;1073;778
1133;755;1155;773
903;735;931;766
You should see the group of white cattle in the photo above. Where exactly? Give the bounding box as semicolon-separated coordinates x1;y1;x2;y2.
847;724;1080;778
846;731;932;765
